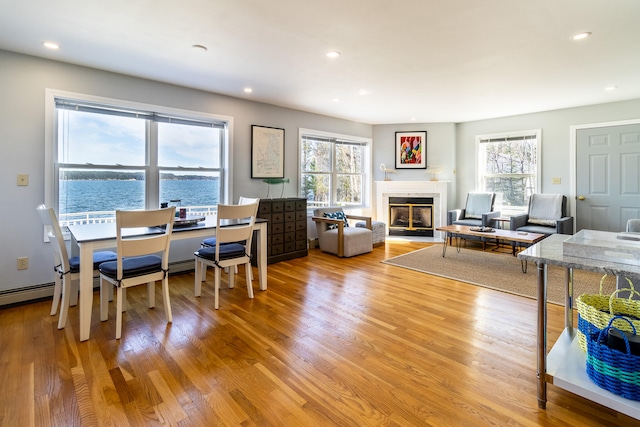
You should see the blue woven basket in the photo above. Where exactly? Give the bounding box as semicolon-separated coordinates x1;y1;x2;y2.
586;316;640;401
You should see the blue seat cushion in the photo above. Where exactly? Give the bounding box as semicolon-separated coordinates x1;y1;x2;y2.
195;243;246;261
202;237;246;247
99;255;163;279
69;251;118;273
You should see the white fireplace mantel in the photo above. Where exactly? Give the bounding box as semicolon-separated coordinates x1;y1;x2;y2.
374;181;449;239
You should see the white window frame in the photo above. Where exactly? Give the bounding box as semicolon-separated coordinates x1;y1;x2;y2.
475;129;541;214
298;128;372;212
44;89;234;223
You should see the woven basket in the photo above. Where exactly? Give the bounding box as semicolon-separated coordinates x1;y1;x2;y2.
586;316;640;401
577;276;640;352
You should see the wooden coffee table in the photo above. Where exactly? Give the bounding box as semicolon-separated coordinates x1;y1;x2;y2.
436;224;546;272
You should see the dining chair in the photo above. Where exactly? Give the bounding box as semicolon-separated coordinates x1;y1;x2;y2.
200;196;259;280
98;207;175;339
36;205;117;329
194;202;259;309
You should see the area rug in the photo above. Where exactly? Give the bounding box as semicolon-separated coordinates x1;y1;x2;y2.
382;245;617;306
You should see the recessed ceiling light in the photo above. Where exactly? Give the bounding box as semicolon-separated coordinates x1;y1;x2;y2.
244;87;253;93
326;51;340;58
192;44;208;51
571;32;591;41
605;86;618;91
358;89;372;96
332;98;340;102
410;117;416;121
42;41;59;50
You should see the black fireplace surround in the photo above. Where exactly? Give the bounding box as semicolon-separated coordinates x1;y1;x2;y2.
388;197;434;237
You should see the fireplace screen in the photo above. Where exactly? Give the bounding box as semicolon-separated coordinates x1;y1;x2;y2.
388;197;433;236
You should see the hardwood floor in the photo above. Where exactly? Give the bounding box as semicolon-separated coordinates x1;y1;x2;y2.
1;240;638;426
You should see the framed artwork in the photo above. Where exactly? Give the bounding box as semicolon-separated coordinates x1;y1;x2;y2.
395;131;427;169
251;125;285;178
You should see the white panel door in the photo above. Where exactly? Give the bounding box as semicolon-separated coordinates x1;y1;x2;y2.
576;124;640;232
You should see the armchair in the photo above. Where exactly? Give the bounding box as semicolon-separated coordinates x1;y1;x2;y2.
312;207;373;257
447;192;500;247
509;194;573;249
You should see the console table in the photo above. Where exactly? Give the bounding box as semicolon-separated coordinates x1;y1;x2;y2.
518;234;640;419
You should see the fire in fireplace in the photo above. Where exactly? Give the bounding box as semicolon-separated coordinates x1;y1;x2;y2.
388;197;434;236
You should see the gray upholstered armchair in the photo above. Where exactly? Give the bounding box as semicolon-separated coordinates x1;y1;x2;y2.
312;207;373;257
447;192;500;246
509;194;573;249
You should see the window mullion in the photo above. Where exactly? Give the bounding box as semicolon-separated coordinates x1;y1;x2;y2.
147;120;159;210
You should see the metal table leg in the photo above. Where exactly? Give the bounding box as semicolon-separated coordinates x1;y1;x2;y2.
537;261;548;409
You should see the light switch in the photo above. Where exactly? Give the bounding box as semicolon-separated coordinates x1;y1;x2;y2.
17;174;29;186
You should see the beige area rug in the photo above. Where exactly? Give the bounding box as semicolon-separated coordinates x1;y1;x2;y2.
382;244;618;306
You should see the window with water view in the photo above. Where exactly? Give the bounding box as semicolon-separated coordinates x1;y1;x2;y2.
54;97;227;225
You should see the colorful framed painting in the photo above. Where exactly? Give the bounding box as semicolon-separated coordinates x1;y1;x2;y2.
251;125;285;178
395;131;427;169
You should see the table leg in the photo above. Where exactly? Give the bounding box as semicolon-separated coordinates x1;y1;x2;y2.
257;222;267;291
537;261;548;409
441;233;448;257
78;242;94;342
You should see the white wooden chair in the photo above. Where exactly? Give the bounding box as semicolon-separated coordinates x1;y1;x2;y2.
194;202;259;309
98;207;175;339
36;205;117;329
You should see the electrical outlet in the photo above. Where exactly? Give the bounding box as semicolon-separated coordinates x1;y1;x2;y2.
552;177;561;185
17;257;29;270
17;174;29;186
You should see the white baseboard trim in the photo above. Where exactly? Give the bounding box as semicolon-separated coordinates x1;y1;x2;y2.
0;259;196;308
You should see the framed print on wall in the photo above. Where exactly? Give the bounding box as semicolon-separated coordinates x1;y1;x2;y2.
251;125;285;178
395;131;427;169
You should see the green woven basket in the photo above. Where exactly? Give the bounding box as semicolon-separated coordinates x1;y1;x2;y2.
577;276;640;352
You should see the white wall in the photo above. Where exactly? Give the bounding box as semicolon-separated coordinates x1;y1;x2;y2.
454;99;640;210
0;49;372;294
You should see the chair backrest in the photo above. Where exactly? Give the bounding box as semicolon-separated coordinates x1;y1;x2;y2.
313;207;347;233
527;194;566;225
238;196;260;205
36;205;71;273
464;192;495;219
114;207;176;274
627;219;640;233
215;202;259;259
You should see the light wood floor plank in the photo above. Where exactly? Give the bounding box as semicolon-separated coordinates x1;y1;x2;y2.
1;241;639;426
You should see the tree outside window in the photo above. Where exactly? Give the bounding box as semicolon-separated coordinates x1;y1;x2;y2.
477;130;541;212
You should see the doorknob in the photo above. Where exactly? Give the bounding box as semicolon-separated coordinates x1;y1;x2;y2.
578;195;585;201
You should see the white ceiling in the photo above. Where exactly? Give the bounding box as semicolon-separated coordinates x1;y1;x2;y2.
1;0;639;124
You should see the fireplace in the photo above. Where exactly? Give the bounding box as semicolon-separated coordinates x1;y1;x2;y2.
375;181;448;240
388;197;434;236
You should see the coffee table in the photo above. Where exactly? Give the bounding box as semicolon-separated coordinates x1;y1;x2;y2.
436;224;546;272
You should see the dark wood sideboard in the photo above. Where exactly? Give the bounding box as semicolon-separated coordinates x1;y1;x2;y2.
252;198;308;264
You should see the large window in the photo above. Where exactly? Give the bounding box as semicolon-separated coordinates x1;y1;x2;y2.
299;129;371;210
476;130;541;212
46;90;230;225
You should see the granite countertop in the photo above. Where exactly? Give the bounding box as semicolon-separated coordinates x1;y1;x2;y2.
518;233;640;279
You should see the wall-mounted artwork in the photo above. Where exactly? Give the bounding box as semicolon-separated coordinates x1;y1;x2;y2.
395;131;427;169
251;125;285;178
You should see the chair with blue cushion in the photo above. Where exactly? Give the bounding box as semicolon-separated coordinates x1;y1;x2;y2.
447;192;500;248
200;196;259;281
37;205;117;330
312;207;373;257
509;194;573;250
98;207;175;339
194;202;259;309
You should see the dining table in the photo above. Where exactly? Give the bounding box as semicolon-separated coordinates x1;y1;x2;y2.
68;217;268;341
